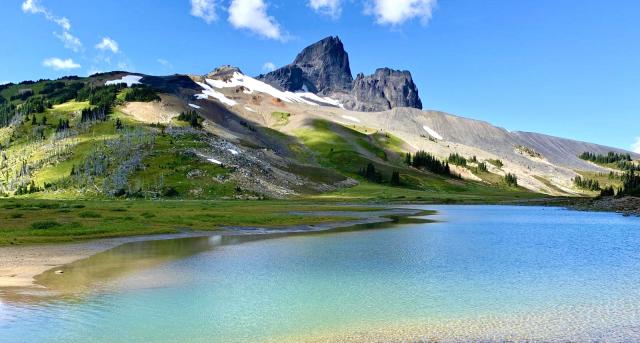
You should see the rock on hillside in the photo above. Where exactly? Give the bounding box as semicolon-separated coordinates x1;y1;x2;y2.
345;68;422;112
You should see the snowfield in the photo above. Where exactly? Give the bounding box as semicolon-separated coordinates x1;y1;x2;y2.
188;103;202;109
341;115;361;123
105;75;142;87
195;81;237;107
423;125;443;140
204;72;343;108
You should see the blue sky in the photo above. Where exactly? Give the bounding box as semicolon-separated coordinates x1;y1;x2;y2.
1;0;639;152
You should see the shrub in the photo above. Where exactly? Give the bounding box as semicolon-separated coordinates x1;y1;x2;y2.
78;211;102;218
30;220;62;230
162;186;179;197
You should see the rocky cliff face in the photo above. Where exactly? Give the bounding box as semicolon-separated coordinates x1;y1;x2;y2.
258;36;352;94
257;36;423;112
345;68;422;112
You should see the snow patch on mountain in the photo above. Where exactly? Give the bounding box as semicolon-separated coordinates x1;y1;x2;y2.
105;75;142;87
188;103;201;109
195;81;237;107
423;125;443;140
341;115;361;123
205;72;342;108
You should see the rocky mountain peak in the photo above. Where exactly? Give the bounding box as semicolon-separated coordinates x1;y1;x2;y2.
257;36;423;112
291;36;353;94
207;65;243;80
345;68;422;112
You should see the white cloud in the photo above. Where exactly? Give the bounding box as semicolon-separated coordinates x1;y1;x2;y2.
95;37;119;53
191;0;218;23
632;137;640;154
157;58;173;69
22;0;45;15
309;0;342;18
55;31;82;52
262;62;276;72
366;0;437;25
228;0;284;41
22;0;81;50
43;57;81;70
22;0;71;30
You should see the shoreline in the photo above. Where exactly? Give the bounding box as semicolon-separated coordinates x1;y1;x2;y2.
0;208;425;289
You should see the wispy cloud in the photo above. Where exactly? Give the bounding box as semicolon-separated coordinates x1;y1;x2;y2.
55;31;82;52
228;0;285;41
366;0;437;26
157;58;173;69
191;0;218;23
42;57;81;70
262;62;276;72
309;0;342;18
22;0;83;51
632;137;640;154
22;0;70;30
95;37;119;53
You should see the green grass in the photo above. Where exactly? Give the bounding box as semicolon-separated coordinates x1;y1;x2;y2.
270;111;291;126
533;175;570;195
0;199;380;245
311;181;543;203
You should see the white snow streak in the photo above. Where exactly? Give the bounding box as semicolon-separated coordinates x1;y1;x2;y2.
205;72;342;107
105;75;142;87
244;106;256;112
423;125;443;140
189;103;202;109
195;81;237;106
341;115;361;123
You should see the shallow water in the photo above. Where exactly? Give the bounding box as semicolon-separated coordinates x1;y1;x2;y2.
2;206;640;342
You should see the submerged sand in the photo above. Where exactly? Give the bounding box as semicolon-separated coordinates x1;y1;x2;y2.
0;208;423;289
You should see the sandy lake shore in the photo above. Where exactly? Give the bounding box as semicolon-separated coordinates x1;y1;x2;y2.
0;208;424;288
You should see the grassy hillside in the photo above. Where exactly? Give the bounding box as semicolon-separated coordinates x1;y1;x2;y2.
0;76;538;202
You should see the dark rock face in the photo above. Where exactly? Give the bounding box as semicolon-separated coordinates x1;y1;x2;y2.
291;36;353;94
257;36;352;95
257;65;317;93
345;68;422;112
257;36;422;112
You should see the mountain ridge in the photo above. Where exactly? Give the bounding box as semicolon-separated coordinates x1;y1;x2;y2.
257;36;423;112
1;40;638;200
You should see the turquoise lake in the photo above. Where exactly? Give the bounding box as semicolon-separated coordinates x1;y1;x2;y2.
2;206;640;342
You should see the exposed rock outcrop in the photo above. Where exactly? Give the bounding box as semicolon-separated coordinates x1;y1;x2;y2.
257;36;423;112
291;36;353;94
345;68;422;112
257;36;352;95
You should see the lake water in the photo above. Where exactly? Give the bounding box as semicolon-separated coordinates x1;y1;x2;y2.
2;206;640;342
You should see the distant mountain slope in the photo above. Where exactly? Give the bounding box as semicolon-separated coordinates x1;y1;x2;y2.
1;39;637;200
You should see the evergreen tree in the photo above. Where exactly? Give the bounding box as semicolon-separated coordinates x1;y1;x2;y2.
504;173;518;187
404;153;412;166
390;171;401;186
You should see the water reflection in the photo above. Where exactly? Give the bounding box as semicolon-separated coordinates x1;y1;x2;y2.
3;213;432;303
